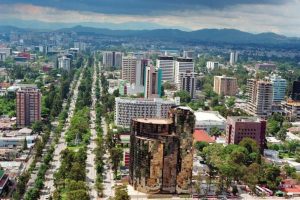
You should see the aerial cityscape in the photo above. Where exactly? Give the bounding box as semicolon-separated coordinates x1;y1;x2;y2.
1;0;300;200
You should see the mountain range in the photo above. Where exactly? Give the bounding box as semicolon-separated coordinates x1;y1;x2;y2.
1;24;300;46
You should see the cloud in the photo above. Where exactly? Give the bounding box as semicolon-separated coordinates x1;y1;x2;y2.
0;1;300;36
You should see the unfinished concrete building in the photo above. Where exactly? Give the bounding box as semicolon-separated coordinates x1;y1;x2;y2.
129;106;195;194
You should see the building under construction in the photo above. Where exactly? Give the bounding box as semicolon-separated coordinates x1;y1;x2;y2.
129;106;195;194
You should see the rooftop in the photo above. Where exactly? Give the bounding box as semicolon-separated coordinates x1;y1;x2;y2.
133;118;172;125
193;130;215;143
194;111;226;123
228;116;262;123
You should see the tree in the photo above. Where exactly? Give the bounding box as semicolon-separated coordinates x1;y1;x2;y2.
283;164;296;177
195;141;209;152
174;90;191;104
32;120;43;134
209;127;222;137
23;137;28;150
277;128;287;141
226;97;236;108
65;190;89;200
110;147;123;177
114;185;130;200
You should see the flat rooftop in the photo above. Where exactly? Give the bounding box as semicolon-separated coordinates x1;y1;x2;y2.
228;116;261;123
133;118;172;125
194;111;226;123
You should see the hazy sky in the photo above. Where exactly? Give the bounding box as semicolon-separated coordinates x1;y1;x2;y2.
0;0;300;36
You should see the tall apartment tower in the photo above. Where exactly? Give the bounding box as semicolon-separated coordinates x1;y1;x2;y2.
122;56;137;84
16;87;41;127
103;51;122;69
144;65;162;99
230;51;238;65
136;59;150;87
58;56;71;72
291;80;300;101
174;58;194;85
156;56;174;82
179;71;196;98
246;79;273;117
129;106;195;194
226;116;266;151
213;75;238;96
270;74;287;103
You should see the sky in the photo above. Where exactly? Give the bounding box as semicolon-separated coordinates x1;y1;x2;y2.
0;0;300;36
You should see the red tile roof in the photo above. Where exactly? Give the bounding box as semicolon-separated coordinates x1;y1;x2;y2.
193;130;215;143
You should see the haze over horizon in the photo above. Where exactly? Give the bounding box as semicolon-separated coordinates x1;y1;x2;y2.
0;0;300;36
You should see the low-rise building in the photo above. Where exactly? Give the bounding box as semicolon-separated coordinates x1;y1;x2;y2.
282;99;300;121
194;111;226;132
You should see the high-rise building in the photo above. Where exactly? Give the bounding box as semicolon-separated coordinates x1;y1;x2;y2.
58;56;71;71
122;56;137;84
16;87;41;127
246;79;273;117
213;75;238;96
206;61;219;70
136;59;150;87
226;116;266;150
103;51;122;69
183;50;194;58
270;74;287;103
292;81;300;101
174;58;194;85
179;71;196;98
129;106;195;194
144;65;162;99
230;51;238;65
256;63;276;71
115;97;179;127
156;56;174;82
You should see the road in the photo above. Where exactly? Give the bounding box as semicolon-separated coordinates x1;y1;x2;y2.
86;59;98;199
99;62;115;200
39;66;85;200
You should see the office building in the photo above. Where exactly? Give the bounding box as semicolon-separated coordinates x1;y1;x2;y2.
246;79;273;117
194;111;226;132
179;71;196;98
16;87;41;127
226;116;266;150
213;75;238;96
174;58;194;85
103;51;122;69
156;56;174;82
144;65;162;99
74;42;87;51
206;61;219;70
115;97;179;127
292;81;300;101
183;50;194;58
129;106;195;194
58;56;71;71
230;51;238;65
122;56;137;84
0;53;6;62
270;74;287;103
136;59;150;87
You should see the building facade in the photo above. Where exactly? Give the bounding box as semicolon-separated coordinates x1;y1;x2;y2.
270;74;287;103
144;65;162;99
16;87;41;127
156;56;174;82
213;75;238;96
115;97;179;127
292;81;300;101
122;56;137;84
226;116;266;150
103;51;122;69
230;51;238;65
174;58;194;85
179;71;196;98
194;111;226;132
282;100;300;121
246;79;273;117
58;56;71;71
206;61;219;70
129;106;195;194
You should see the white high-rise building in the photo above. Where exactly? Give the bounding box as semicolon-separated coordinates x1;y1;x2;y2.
103;51;122;69
174;58;194;85
230;51;238;65
206;61;219;70
122;56;137;84
58;56;71;71
115;97;179;127
270;74;287;103
183;50;194;58
156;56;174;82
